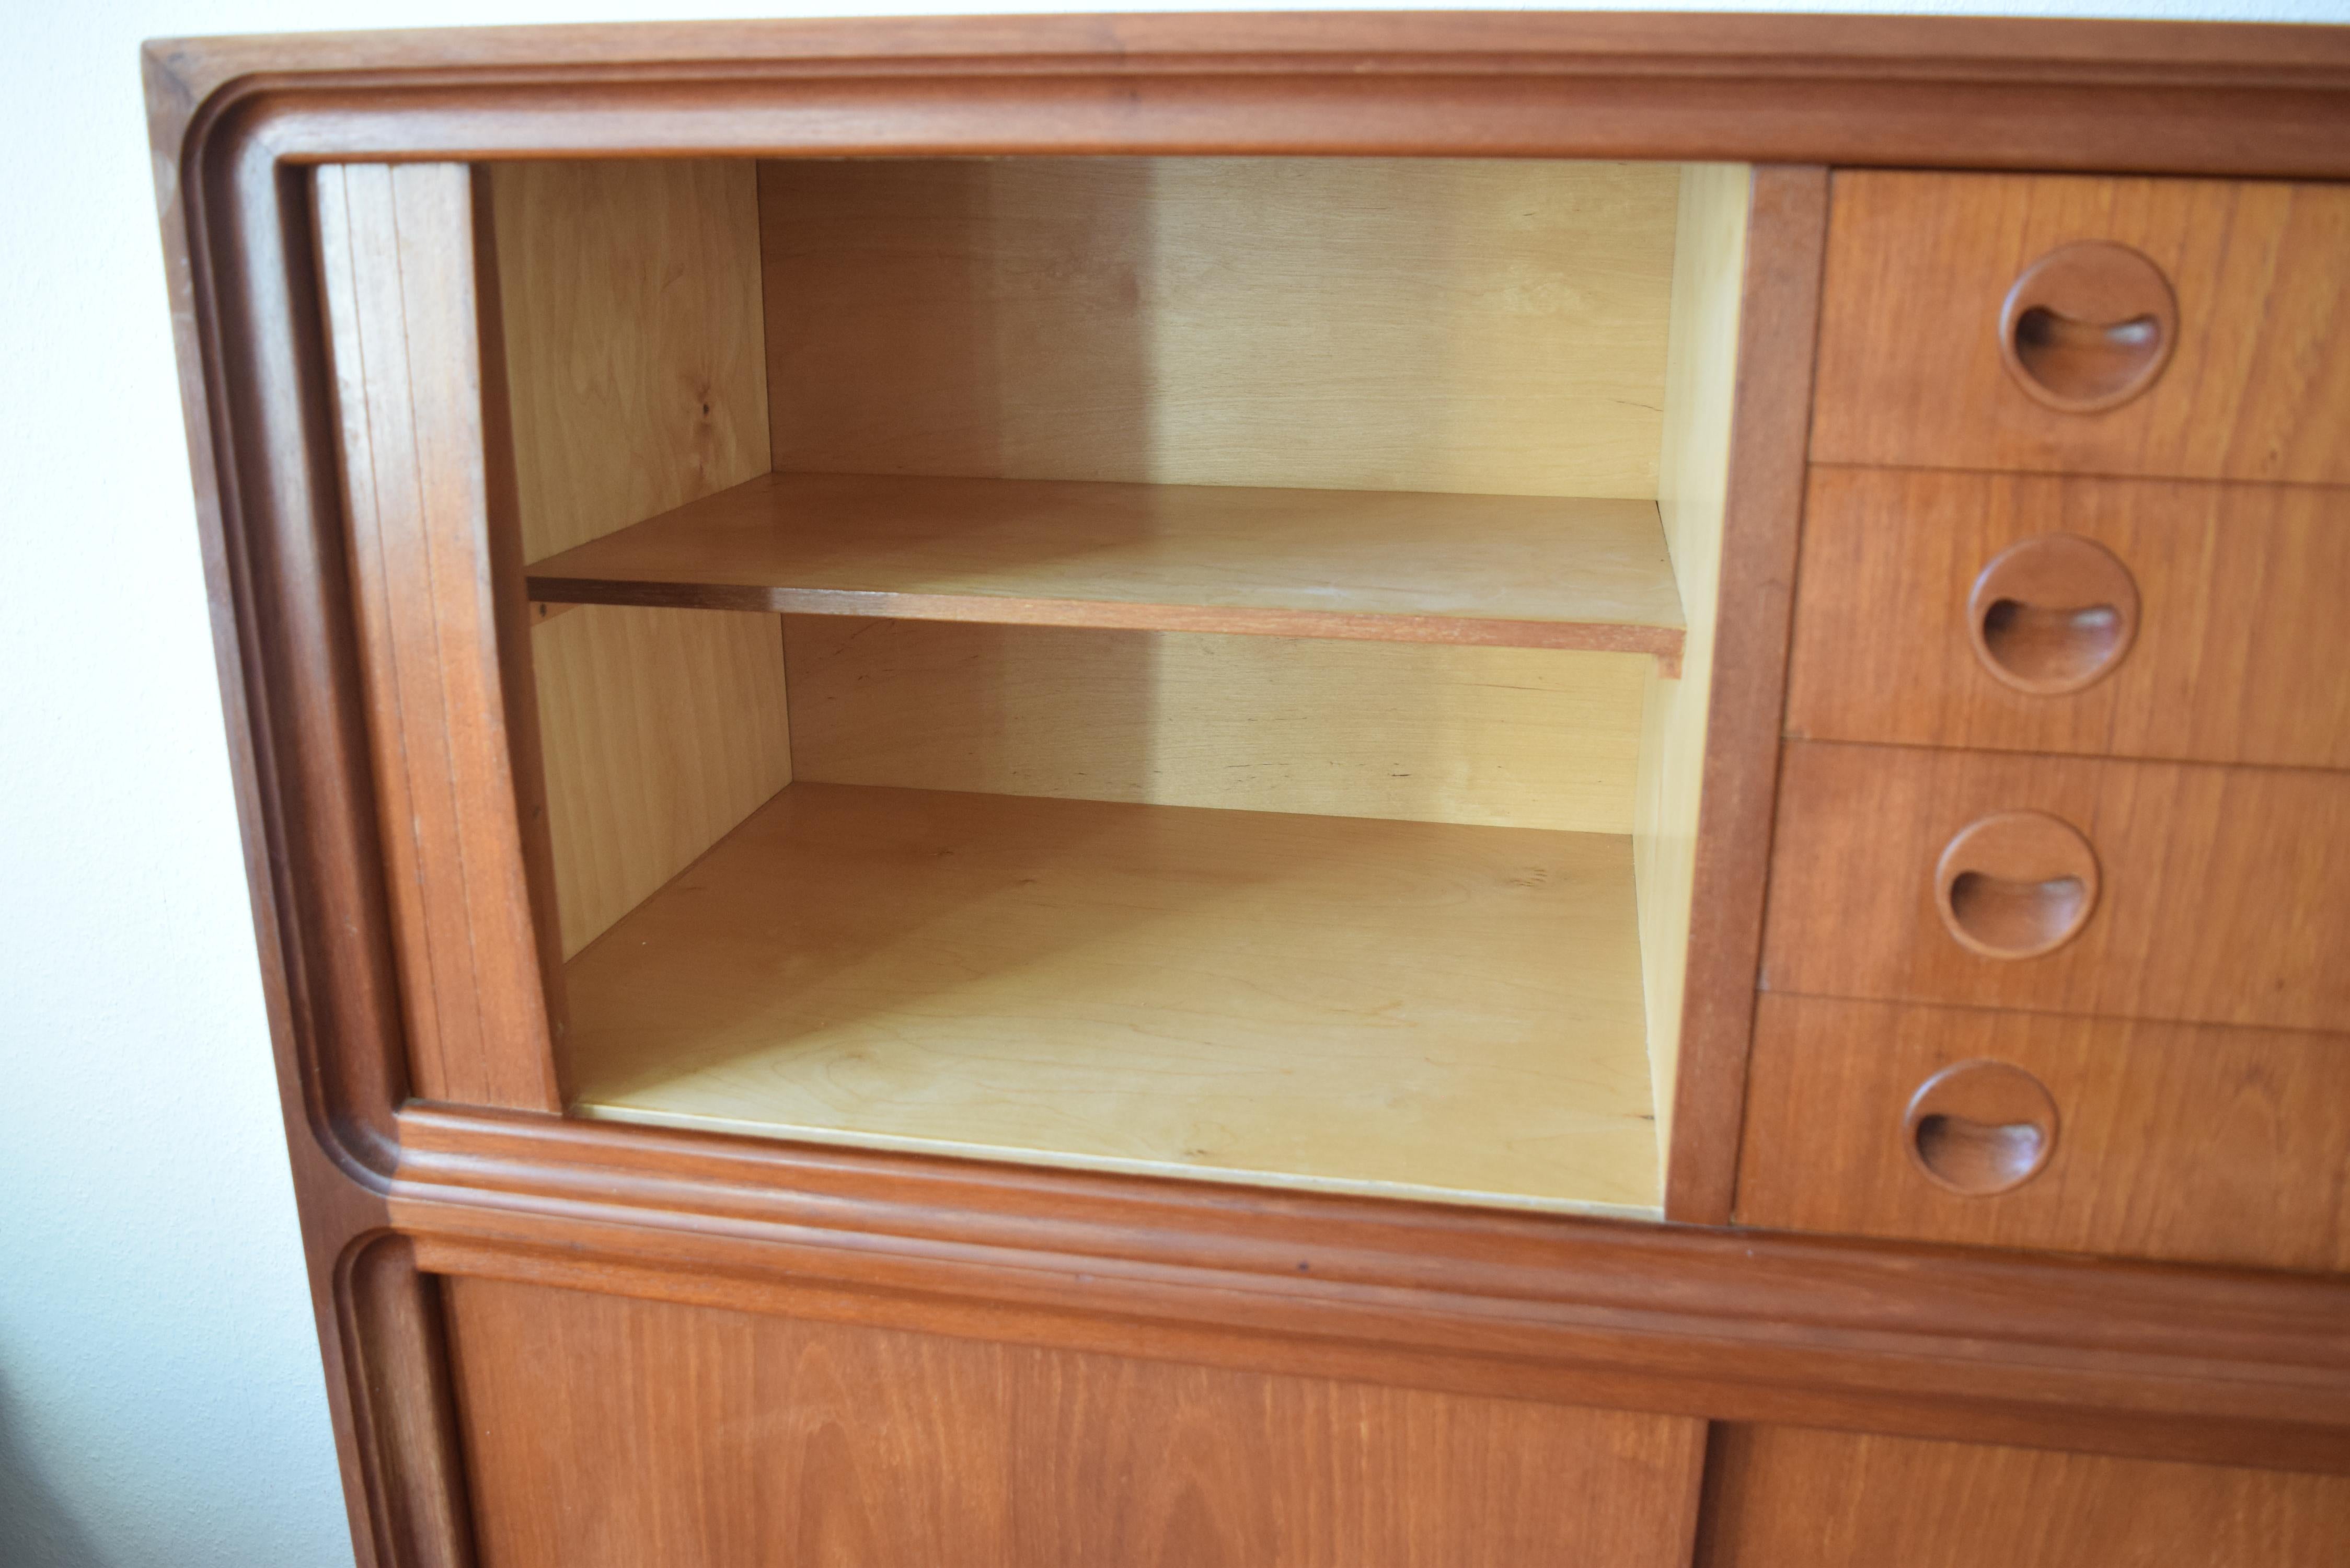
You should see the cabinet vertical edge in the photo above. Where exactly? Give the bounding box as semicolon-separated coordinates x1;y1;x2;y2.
1663;165;1828;1224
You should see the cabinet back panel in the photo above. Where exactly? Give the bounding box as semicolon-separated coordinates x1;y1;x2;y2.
782;615;1645;832
444;1274;1706;1568
759;157;1679;497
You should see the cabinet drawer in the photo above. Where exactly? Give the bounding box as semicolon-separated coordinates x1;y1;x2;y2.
1786;468;2350;768
1812;171;2350;482
1764;741;2350;1032
1738;994;2350;1272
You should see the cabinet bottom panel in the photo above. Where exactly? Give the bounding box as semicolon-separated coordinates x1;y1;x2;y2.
440;1274;1705;1568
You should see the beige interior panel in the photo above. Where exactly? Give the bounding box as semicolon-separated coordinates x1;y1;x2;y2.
489;158;792;958
761;157;1679;497
784;616;1646;834
569;783;1660;1216
1634;164;1749;1174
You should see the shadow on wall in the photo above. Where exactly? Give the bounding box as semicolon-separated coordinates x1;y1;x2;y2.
0;1373;102;1568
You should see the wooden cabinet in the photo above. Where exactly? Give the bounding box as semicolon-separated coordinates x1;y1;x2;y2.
148;14;2350;1568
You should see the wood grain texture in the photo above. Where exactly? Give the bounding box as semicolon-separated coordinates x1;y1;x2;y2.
489;160;769;563
395;1101;2350;1475
485;160;791;961
1637;163;1747;1186
1661;166;1830;1223
1787;466;2350;768
781;616;1646;834
314;163;559;1112
528;605;791;960
526;472;1686;660
1813;171;2350;481
1764;739;2350;1031
443;1274;1706;1568
566;782;1660;1216
141;14;2350;190
1698;1425;2350;1568
1738;994;2350;1272
761;157;1677;498
471;167;573;1108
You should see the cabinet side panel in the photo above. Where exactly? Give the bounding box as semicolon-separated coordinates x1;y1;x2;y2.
1698;1425;2350;1568
441;1274;1706;1568
1637;164;1749;1185
487;160;790;960
761;157;1678;498
1658;167;1827;1222
784;617;1646;833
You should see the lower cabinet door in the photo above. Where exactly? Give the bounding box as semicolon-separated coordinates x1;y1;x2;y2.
440;1275;1707;1568
1698;1426;2350;1568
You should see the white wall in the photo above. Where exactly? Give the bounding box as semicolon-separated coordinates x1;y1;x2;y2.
1;1;2341;1563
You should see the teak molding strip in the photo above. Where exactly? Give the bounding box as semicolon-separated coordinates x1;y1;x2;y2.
393;1103;2350;1476
144;17;2350;1562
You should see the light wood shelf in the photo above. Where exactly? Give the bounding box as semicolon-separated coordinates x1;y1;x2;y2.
564;782;1662;1216
525;471;1687;664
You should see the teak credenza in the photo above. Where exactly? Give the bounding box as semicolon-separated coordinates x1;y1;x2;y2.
146;13;2350;1566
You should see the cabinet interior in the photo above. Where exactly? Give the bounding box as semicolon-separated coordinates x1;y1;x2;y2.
486;156;1750;1217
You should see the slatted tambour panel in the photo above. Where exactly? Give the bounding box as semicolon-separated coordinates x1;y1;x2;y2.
487;160;791;960
314;163;559;1110
761;157;1680;497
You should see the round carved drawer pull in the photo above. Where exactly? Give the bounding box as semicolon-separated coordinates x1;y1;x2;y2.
1905;1059;2059;1196
1967;534;2140;694
1998;241;2178;412
1933;811;2099;960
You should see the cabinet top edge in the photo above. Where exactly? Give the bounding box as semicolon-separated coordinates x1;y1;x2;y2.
143;10;2350;80
141;11;2350;191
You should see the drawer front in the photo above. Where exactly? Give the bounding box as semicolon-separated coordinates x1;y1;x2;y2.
1812;171;2350;482
1765;740;2350;1031
1737;994;2350;1272
1786;468;2350;768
